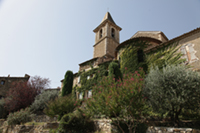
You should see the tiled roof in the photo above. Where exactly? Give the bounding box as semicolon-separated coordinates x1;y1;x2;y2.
130;31;168;42
79;57;99;66
164;27;200;44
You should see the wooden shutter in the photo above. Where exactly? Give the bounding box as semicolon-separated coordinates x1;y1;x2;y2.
180;45;188;62
187;44;198;63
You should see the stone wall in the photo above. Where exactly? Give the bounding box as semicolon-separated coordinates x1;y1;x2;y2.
32;115;57;123
1;122;59;133
146;126;200;133
93;119;112;133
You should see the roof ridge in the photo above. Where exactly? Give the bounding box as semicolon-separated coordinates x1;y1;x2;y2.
101;12;116;24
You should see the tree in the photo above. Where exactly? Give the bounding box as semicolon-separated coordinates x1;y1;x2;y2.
30;90;59;114
4;76;50;112
62;70;73;96
28;76;50;91
144;64;200;125
108;61;122;81
85;68;147;133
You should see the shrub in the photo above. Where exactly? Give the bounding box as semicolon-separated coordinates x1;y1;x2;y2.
111;120;148;133
85;68;147;133
30;90;59;114
144;64;200;124
7;108;34;125
58;110;95;133
44;94;80;120
62;70;73;96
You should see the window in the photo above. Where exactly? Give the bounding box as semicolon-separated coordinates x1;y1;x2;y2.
88;90;92;98
99;29;103;39
79;92;83;99
1;80;5;85
180;44;198;64
111;28;115;38
137;49;144;63
77;76;80;83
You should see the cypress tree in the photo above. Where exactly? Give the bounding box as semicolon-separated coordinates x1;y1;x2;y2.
62;70;73;96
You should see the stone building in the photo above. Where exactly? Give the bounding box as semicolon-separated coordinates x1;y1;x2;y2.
61;12;200;99
0;74;30;98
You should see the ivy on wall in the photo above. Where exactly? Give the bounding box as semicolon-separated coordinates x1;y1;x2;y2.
120;40;149;74
120;40;185;74
73;62;111;95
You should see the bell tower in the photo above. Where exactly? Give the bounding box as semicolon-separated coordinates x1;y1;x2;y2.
93;12;122;58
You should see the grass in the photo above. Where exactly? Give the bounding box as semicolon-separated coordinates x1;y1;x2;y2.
24;121;46;126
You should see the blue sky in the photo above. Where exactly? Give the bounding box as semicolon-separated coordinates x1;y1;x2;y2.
0;0;199;88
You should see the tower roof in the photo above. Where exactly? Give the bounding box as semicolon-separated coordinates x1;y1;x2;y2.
93;12;121;32
101;12;116;24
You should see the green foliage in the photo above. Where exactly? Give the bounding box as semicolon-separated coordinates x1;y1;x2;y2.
112;120;148;133
144;64;200;123
44;94;80;120
76;63;109;93
85;68;147;133
120;40;149;74
108;61;122;81
146;42;186;72
120;40;185;74
30;90;59;114
58;110;95;133
7;108;34;125
62;70;73;96
0;98;7;118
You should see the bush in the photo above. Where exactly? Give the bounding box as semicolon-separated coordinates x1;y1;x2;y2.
30;90;59;114
111;120;148;133
58;111;95;133
7;108;34;125
44;94;80;120
86;68;147;133
144;64;200;123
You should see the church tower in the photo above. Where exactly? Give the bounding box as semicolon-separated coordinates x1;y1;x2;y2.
93;12;122;58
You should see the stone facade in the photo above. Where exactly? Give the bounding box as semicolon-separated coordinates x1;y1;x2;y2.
0;74;30;98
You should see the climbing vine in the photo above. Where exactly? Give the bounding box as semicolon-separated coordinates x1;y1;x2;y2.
73;62;111;95
120;39;185;74
120;40;149;74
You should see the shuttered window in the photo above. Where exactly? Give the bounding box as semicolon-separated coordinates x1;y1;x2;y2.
180;44;198;64
78;76;80;83
88;90;92;98
79;92;83;99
